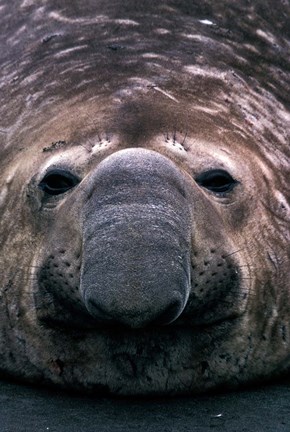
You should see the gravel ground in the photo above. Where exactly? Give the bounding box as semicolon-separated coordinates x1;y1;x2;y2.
1;380;290;432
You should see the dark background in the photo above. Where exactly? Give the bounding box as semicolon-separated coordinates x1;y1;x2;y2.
1;380;290;432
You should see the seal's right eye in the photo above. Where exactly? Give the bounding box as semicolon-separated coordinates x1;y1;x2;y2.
195;169;238;194
39;169;80;195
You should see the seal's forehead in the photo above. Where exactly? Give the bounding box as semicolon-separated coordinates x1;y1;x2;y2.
1;3;226;99
1;0;290;102
0;0;290;171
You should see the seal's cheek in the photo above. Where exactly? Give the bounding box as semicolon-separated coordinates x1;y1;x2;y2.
80;149;193;328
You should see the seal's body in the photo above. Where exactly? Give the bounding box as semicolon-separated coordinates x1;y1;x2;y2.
0;0;290;394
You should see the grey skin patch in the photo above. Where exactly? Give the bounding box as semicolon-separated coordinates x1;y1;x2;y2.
0;0;290;396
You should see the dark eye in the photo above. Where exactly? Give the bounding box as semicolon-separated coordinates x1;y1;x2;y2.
39;169;80;195
195;169;238;193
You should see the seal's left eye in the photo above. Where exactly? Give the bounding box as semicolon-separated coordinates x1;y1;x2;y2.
196;169;238;193
39;169;80;195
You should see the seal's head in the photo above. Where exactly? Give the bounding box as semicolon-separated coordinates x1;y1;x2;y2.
0;0;290;395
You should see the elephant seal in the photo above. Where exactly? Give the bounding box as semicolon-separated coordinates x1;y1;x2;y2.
0;0;290;395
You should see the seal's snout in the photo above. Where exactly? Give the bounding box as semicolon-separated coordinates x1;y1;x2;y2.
84;291;185;328
80;148;192;328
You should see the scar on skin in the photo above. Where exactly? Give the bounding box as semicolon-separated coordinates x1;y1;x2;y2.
148;85;179;103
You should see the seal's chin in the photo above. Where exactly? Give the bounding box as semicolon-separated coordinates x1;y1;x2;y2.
34;305;240;394
32;275;244;395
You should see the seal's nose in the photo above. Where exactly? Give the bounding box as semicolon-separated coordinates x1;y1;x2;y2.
80;148;192;329
85;294;185;328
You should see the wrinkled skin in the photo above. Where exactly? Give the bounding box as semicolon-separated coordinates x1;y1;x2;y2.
0;0;290;395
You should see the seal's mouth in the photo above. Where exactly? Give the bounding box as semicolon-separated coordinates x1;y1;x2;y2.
35;246;246;334
35;293;241;333
34;253;246;332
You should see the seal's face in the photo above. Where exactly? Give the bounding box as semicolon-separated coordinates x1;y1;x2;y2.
1;1;290;394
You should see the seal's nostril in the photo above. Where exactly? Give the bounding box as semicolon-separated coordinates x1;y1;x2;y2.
86;299;113;322
84;290;185;328
153;299;184;326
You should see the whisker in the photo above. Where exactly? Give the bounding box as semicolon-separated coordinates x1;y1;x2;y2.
164;130;169;141
236;264;257;268
181;131;188;146
222;248;245;258
95;129;102;142
172;129;177;143
80;141;92;152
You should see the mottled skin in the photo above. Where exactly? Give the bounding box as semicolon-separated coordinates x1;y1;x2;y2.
0;0;290;395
